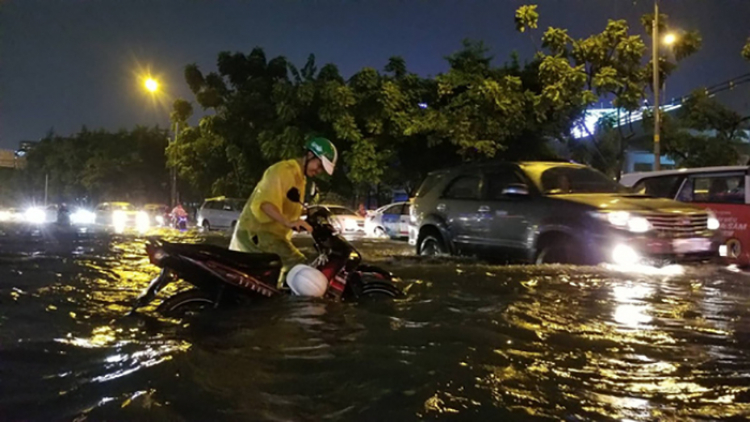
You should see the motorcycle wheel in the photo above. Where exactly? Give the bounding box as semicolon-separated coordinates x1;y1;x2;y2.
360;281;402;298
157;289;216;317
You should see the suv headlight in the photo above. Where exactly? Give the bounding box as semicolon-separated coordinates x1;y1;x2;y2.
707;211;720;231
589;211;652;233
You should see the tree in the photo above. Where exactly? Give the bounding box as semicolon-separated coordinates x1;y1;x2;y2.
518;4;701;175
21;126;169;204
646;90;749;167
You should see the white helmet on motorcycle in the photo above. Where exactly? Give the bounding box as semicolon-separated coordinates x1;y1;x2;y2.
287;264;328;297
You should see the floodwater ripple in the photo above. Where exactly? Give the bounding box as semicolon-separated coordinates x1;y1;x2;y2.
1;228;749;420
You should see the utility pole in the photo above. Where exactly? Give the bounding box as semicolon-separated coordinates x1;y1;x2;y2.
171;122;179;207
652;1;661;171
44;173;49;206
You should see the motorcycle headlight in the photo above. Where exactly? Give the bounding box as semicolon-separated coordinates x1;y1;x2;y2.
707;211;720;231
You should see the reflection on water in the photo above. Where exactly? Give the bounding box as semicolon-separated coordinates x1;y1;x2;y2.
1;227;750;420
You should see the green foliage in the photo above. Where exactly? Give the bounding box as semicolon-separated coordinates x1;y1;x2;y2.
514;5;539;33
743;38;750;61
647;90;749;167
20;126;169;204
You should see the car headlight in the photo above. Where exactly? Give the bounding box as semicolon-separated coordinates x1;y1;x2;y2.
25;207;46;224
112;210;127;226
71;209;95;225
589;211;652;233
707;211;720;231
0;210;10;221
136;211;150;231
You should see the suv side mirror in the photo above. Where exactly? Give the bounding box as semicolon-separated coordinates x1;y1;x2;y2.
502;183;530;197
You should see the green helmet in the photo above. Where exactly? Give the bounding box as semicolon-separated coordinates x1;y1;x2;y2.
305;137;338;175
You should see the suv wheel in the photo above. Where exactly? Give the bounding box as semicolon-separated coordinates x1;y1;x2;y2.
420;234;447;256
535;237;579;265
202;220;211;231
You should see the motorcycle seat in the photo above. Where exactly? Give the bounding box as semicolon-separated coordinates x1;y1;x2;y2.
164;242;282;271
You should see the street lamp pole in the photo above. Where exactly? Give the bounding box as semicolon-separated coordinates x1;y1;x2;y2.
652;1;661;171
143;77;179;207
171;122;178;207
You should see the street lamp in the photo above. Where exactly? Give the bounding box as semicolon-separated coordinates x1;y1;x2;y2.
144;77;159;93
141;75;178;207
663;33;677;46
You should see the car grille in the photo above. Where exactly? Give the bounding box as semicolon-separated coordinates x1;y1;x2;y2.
645;212;708;237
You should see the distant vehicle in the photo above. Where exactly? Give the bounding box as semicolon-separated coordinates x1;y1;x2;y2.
621;166;750;266
95;202;150;230
0;207;24;223
410;161;721;265
307;205;365;236
365;201;410;239
197;197;244;231
142;203;170;227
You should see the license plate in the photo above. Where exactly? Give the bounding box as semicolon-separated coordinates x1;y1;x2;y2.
673;238;712;254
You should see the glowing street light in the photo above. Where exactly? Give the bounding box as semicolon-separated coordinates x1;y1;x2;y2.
144;77;159;93
663;33;677;46
140;74;177;206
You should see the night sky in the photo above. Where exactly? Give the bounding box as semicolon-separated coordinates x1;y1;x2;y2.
1;0;749;149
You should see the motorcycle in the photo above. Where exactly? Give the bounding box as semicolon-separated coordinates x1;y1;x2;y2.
171;214;188;230
130;188;402;317
56;204;71;227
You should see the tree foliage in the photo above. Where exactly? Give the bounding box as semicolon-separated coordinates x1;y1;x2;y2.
8;5;721;207
648;90;749;167
20;127;169;204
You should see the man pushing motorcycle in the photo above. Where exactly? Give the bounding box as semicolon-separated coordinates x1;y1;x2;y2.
229;137;338;287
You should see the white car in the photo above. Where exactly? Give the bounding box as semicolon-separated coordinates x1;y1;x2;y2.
95;202;150;230
307;205;365;235
365;201;411;239
197;197;244;231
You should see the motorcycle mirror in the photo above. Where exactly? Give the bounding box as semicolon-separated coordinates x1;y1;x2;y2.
286;188;301;203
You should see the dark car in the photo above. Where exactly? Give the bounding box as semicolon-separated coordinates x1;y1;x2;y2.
409;162;721;265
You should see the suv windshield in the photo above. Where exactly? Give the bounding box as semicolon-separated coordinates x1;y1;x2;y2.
540;166;629;195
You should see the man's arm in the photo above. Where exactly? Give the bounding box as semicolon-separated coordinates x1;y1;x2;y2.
260;202;312;232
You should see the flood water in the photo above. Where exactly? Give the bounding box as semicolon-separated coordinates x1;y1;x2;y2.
2;225;750;421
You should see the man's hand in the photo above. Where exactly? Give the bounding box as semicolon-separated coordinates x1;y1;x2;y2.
286;219;313;233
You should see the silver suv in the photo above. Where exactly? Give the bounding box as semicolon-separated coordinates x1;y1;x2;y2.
410;162;720;265
197;197;244;231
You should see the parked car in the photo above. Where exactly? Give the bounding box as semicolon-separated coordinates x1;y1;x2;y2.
410;161;721;265
365;201;410;238
95;202;149;230
307;205;365;236
621;166;749;266
197;197;244;231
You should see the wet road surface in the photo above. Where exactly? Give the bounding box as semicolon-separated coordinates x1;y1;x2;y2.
1;224;750;420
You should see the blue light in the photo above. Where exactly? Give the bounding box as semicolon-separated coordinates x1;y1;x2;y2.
418;102;428;109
